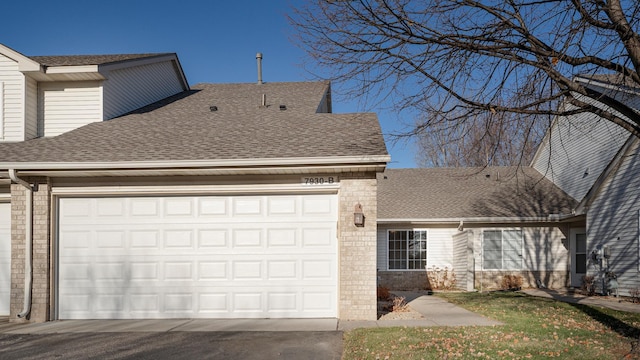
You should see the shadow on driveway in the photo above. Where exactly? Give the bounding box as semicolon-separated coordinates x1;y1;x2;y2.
0;331;343;360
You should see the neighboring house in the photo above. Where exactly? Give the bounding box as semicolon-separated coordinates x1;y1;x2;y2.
0;44;188;141
377;74;640;297
533;75;640;297
0;44;390;322
0;44;188;318
377;167;579;291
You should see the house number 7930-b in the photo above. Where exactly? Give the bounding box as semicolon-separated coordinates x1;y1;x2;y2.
302;177;336;185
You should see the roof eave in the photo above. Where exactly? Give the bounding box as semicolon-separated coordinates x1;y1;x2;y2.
98;53;189;90
0;44;42;72
377;214;583;226
0;155;390;177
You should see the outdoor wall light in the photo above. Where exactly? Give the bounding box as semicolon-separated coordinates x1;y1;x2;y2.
354;203;365;227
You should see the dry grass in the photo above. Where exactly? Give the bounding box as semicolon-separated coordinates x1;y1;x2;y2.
344;291;640;359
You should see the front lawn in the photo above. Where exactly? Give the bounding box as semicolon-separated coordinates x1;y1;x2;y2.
343;291;640;359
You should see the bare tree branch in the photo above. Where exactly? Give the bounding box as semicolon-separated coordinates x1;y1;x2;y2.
290;0;640;166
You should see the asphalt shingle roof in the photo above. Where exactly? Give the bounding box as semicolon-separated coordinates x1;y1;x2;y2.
378;167;576;220
29;53;173;67
0;81;388;164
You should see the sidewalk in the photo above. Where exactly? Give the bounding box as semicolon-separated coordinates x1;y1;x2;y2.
338;291;502;330
522;288;640;314
0;293;502;334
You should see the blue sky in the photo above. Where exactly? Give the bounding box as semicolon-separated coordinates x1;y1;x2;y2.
1;0;417;167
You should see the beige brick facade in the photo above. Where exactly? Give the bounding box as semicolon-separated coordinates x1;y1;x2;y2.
337;173;378;321
10;178;51;323
377;271;428;291
8;173;381;322
475;270;570;290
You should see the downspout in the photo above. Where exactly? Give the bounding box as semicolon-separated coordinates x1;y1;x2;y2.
9;169;32;319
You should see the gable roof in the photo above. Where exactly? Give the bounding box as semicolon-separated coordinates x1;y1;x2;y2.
0;81;389;176
0;44;188;86
378;167;577;223
29;53;173;67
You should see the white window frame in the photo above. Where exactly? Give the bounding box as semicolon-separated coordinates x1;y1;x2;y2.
482;228;523;270
0;81;4;139
387;229;428;271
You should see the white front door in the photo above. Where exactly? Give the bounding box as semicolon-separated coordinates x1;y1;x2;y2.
570;228;587;288
57;194;338;320
0;202;11;315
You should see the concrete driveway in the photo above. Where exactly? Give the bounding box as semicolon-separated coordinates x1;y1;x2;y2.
0;292;501;359
0;331;343;360
0;317;343;359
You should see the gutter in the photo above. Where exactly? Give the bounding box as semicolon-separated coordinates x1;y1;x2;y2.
377;213;582;225
8;169;32;319
0;155;392;171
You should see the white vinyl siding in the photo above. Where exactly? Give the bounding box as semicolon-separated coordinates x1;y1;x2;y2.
482;229;523;270
38;81;102;137
587;139;640;295
532;98;630;202
102;60;185;119
0;54;26;141
0;202;10;315
57;194;338;319
521;227;569;271
452;230;474;291
24;76;38;139
0;81;3;139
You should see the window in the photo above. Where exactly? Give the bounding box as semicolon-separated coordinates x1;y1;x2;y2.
388;230;427;270
0;81;3;139
483;229;523;270
574;233;587;275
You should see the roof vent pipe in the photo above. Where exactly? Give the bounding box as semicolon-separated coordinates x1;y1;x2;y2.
256;52;263;85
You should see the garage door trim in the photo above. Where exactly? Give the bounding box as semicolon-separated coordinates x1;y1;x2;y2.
54;191;339;320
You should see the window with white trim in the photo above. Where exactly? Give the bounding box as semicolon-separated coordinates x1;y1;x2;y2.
0;81;4;139
483;229;523;270
388;230;427;270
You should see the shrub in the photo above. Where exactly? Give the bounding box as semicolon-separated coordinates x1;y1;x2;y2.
501;275;523;290
581;275;596;296
377;285;391;300
391;296;410;312
630;287;640;303
426;265;457;290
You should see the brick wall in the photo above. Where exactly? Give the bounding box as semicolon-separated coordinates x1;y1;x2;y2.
10;178;51;323
377;271;428;290
338;173;378;321
475;270;570;290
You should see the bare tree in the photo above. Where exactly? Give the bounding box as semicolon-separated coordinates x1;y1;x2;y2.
290;0;640;165
416;110;543;167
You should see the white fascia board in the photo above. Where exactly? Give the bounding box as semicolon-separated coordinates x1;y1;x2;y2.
98;54;189;90
52;183;340;196
575;76;640;96
0;155;390;171
0;44;42;71
98;54;178;72
377;215;576;225
44;65;100;74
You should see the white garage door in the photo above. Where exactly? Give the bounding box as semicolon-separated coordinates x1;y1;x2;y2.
0;202;10;316
58;194;338;319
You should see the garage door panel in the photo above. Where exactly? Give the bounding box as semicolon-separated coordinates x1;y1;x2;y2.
58;194;337;319
60;286;337;319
